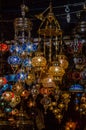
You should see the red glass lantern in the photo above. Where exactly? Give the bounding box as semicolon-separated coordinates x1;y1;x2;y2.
2;77;8;85
0;77;7;85
0;43;9;52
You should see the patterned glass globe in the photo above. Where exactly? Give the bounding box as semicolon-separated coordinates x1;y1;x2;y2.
58;54;69;69
69;84;84;92
32;52;47;71
42;74;56;88
16;72;27;81
8;55;21;65
48;61;65;77
22;58;32;67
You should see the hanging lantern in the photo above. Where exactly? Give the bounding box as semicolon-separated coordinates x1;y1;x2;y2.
58;55;69;70
16;72;27;81
32;52;47;72
21;90;30;99
48;61;65;82
56;113;63;123
42;74;56;88
25;73;35;85
8;55;22;65
65;120;77;130
15;45;23;54
0;43;9;52
22;58;32;67
69;84;84;92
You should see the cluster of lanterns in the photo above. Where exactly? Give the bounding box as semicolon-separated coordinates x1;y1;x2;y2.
0;2;86;128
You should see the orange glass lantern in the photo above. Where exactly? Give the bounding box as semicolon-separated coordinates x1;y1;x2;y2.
65;120;77;130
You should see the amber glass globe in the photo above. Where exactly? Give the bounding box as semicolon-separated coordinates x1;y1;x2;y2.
42;74;56;88
48;61;65;77
58;54;69;70
32;51;47;71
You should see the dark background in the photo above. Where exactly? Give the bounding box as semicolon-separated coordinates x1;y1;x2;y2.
0;0;85;40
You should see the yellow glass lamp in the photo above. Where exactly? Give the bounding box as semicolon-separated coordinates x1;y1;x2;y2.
32;51;47;72
48;61;65;82
25;73;35;85
58;54;69;70
42;74;56;88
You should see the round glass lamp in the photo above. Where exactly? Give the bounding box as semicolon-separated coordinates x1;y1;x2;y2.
48;61;65;82
58;54;69;70
32;52;47;72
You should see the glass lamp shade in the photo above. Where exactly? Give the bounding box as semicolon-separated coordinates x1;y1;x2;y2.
69;84;84;92
21;90;30;99
42;75;56;88
25;73;35;85
10;45;23;54
22;58;32;67
16;72;27;81
8;55;21;65
10;45;15;53
26;42;33;53
48;61;65;77
25;42;37;52
15;45;23;54
32;43;37;52
65;120;77;129
0;43;9;52
32;52;47;71
58;55;69;69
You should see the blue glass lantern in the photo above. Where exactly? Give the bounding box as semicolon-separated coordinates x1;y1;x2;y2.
8;55;22;65
2;84;12;91
2;84;9;91
5;74;17;82
69;84;84;92
22;43;27;51
22;58;32;67
26;43;33;53
16;72;27;81
32;44;37;52
4;107;12;113
15;45;23;54
10;45;15;53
